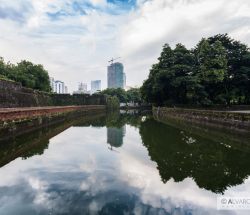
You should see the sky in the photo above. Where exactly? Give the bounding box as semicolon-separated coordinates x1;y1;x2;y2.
0;0;250;92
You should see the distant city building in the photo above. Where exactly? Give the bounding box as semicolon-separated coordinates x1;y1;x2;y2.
55;81;65;94
107;62;126;89
50;77;68;94
73;82;88;94
91;80;101;94
50;77;56;92
79;82;87;92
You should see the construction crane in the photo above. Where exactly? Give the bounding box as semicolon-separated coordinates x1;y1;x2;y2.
108;57;121;65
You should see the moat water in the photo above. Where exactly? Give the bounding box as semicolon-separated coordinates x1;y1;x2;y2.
0;112;250;215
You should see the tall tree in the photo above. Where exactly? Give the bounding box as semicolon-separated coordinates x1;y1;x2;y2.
208;34;250;104
195;39;228;105
141;43;196;105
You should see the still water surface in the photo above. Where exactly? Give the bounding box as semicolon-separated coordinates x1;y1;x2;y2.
0;112;250;215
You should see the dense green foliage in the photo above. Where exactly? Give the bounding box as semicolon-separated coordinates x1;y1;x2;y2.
0;57;51;92
100;88;142;104
141;34;250;106
106;96;120;110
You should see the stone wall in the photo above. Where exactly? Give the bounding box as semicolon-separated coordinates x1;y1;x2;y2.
153;107;250;133
0;105;106;140
0;79;107;107
0;79;52;108
51;94;107;106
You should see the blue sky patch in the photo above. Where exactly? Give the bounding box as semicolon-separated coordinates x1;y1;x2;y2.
108;0;137;11
46;0;137;20
47;1;90;20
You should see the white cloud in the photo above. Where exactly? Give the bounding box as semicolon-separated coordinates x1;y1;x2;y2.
90;0;107;7
0;0;250;91
116;0;250;86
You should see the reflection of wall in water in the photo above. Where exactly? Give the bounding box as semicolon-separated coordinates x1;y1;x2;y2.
107;127;126;148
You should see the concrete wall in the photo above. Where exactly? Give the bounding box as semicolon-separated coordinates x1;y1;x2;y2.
153;107;250;133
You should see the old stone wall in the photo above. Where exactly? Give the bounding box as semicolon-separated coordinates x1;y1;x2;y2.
0;79;52;107
0;105;106;140
153;107;250;133
0;79;107;107
51;94;107;106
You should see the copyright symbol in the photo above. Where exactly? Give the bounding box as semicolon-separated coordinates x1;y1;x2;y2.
221;198;227;204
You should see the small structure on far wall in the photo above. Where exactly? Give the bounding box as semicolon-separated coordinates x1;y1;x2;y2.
50;77;68;94
73;82;88;94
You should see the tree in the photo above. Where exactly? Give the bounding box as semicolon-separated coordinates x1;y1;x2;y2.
0;58;51;92
195;39;228;105
100;88;128;103
100;87;143;104
207;34;250;104
169;43;196;104
126;88;142;104
14;61;51;92
141;44;175;105
141;43;196;105
141;34;250;106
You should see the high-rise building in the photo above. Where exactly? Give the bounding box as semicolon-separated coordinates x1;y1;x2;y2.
91;80;101;94
55;80;65;94
107;62;126;89
50;77;68;94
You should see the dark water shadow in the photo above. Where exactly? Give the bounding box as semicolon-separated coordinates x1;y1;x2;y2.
140;118;250;193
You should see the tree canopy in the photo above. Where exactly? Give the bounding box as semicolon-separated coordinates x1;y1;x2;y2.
0;57;51;92
99;88;142;104
141;34;250;106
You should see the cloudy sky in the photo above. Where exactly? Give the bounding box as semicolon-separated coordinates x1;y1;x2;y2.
0;0;250;92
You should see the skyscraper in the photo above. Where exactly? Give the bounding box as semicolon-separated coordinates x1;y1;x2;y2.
107;62;126;89
91;80;101;93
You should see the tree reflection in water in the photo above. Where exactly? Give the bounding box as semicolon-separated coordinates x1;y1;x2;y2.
1;111;250;196
140;118;250;193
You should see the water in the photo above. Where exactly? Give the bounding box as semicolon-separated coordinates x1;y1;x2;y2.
0;112;250;215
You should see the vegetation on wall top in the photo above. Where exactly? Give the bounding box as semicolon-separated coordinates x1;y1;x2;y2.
0;57;51;92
